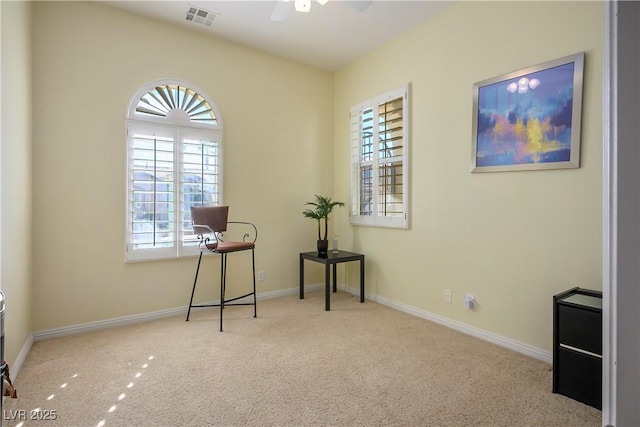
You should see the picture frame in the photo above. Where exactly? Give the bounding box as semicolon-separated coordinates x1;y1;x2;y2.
471;52;584;172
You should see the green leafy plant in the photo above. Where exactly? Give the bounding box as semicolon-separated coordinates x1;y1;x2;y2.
302;195;345;241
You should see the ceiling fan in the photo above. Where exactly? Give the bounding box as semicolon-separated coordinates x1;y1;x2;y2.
271;0;372;21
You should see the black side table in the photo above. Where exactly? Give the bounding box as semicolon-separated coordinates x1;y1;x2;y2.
299;250;365;311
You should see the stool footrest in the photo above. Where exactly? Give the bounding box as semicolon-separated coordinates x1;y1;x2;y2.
188;291;256;309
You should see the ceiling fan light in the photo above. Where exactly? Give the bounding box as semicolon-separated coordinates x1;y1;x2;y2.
295;0;311;12
317;0;329;5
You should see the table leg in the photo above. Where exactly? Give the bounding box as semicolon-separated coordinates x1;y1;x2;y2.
332;263;337;293
299;255;305;299
360;256;365;303
325;262;331;311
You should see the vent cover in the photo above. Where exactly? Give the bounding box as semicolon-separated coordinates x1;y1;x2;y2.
186;6;218;27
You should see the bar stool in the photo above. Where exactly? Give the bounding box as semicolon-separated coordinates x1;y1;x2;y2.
185;206;257;331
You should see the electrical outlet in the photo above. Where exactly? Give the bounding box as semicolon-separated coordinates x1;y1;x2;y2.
258;271;265;281
445;289;452;303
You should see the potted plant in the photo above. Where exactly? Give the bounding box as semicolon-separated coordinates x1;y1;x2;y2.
302;195;345;255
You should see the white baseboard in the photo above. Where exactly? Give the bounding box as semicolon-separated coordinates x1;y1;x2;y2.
27;282;549;367
32;285;319;342
344;284;552;364
5;333;33;382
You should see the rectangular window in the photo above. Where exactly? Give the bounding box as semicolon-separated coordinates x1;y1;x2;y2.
350;85;409;229
126;122;222;261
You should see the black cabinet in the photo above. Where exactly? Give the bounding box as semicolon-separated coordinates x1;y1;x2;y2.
553;287;602;409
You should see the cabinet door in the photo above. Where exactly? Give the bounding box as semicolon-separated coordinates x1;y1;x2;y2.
557;347;602;409
557;304;602;355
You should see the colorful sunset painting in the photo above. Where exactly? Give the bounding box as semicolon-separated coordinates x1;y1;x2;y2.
472;54;583;171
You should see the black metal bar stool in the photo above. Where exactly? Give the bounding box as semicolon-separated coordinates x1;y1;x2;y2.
185;206;257;331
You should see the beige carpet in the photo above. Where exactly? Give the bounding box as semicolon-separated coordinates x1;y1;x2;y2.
4;291;601;426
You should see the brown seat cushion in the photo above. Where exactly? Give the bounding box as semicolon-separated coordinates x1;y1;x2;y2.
205;241;254;253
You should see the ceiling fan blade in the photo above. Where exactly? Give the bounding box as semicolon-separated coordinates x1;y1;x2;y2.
347;0;372;13
271;0;293;21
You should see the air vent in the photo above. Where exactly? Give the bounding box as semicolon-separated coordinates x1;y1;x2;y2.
186;6;218;27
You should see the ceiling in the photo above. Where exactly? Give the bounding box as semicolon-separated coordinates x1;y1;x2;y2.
101;0;454;71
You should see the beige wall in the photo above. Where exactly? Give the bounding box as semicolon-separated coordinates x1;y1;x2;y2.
30;1;333;330
334;1;603;351
1;0;34;364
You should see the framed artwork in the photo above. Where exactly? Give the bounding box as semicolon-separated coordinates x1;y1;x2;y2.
471;52;584;172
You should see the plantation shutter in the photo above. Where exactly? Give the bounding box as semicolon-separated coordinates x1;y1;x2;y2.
127;123;176;261
126;122;222;261
377;94;405;222
350;104;375;226
350;85;409;229
179;130;222;249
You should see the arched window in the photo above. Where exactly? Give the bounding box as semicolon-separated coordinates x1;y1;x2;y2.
125;80;223;261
